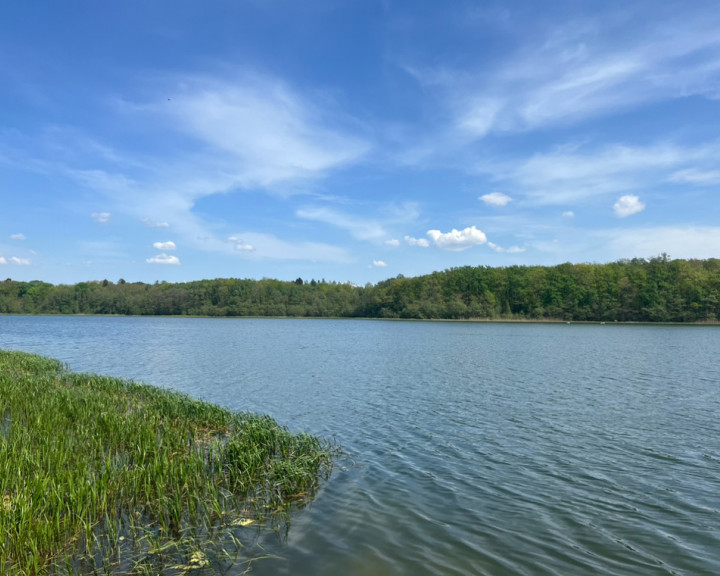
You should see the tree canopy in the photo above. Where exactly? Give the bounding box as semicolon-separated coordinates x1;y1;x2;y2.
2;256;719;322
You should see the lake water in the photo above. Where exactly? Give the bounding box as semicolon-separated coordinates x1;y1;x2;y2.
1;316;719;575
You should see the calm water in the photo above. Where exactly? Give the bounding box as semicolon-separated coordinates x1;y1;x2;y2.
1;316;719;575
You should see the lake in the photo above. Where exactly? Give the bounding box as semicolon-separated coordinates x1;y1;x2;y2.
1;316;719;575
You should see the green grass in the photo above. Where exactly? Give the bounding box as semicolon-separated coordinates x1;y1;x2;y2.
0;349;337;575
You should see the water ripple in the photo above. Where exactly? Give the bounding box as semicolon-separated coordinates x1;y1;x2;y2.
1;317;719;575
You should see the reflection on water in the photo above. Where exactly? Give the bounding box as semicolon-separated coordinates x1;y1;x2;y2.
2;316;719;575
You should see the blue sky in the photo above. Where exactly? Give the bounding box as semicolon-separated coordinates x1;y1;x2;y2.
1;1;720;285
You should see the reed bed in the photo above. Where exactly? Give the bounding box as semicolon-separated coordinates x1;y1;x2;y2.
0;350;336;575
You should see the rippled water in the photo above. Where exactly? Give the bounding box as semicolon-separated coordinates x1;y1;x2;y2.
2;316;719;575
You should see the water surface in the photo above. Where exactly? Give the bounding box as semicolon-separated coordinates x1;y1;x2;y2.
1;316;718;575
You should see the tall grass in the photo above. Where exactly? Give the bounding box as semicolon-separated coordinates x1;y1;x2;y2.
0;349;336;575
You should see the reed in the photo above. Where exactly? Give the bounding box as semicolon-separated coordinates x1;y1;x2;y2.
0;349;336;575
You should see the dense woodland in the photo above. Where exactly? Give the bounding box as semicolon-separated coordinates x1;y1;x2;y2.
1;256;720;322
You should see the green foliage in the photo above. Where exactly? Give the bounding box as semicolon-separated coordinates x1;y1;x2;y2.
2;257;720;322
0;350;336;574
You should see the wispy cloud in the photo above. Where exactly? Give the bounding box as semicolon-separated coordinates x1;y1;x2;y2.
151;73;370;189
404;235;430;247
455;98;502;139
10;233;26;240
226;232;351;262
488;242;526;254
142;218;170;228
227;236;255;251
10;256;31;265
26;71;372;267
147;253;180;265
72;170;136;195
91;212;112;223
597;226;720;260
481;141;720;205
297;206;386;241
406;6;720;144
372;260;388;267
668;168;720;185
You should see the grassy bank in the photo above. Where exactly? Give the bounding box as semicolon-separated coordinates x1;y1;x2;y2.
0;350;336;575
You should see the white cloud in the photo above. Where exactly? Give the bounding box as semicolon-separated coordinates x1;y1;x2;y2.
146;253;180;265
613;195;645;218
10;256;31;265
141;218;170;228
0;257;6;265
91;212;112;223
562;211;575;218
384;238;400;247
427;226;488;251
373;260;388;267
10;233;25;240
480;192;513;206
153;241;177;251
404;235;430;247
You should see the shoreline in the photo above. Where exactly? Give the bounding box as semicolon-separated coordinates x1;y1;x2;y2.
1;311;719;326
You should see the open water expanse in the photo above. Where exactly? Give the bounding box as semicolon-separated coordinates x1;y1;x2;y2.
1;315;719;575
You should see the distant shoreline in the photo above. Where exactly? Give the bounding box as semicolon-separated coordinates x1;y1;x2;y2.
1;311;718;326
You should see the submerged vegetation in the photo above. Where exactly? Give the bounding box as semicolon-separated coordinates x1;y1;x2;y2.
2;255;720;322
0;349;336;575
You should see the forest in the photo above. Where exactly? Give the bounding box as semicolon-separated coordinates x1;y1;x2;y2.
1;255;719;323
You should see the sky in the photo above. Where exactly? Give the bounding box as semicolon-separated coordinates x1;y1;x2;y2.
1;0;720;285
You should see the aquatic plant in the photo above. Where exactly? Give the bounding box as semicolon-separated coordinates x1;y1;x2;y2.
0;349;336;575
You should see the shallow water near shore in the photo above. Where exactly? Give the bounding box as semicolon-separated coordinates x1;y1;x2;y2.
2;316;719;575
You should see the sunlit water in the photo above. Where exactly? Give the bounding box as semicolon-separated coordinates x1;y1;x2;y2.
1;316;719;575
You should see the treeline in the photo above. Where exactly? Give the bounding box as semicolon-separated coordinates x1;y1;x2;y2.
1;256;720;322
